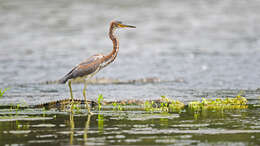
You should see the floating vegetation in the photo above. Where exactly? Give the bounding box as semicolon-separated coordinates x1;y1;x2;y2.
0;94;253;115
0;88;8;98
188;95;248;112
112;102;123;111
143;96;185;113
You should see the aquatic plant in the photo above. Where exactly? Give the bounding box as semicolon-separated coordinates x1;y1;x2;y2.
0;88;8;98
97;94;104;111
15;93;250;115
74;103;81;113
144;96;185;113
188;95;248;112
16;104;20;115
98;113;104;133
112;102;123;111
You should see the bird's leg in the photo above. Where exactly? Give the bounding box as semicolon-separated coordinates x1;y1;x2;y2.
68;80;74;112
83;80;93;115
68;80;74;101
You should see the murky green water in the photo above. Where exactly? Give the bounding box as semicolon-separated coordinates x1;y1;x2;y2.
0;107;260;145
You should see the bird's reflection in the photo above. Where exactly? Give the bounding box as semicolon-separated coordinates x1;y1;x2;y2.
69;112;75;145
84;114;91;143
69;112;92;145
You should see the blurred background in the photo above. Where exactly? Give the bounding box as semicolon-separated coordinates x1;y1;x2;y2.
0;0;260;104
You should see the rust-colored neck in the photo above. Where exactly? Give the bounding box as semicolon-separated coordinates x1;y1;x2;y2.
102;23;119;68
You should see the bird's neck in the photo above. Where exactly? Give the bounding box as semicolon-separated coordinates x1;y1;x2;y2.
109;26;119;56
102;26;119;67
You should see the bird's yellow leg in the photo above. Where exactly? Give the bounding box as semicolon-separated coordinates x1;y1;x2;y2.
68;80;74;101
68;80;74;112
83;81;93;115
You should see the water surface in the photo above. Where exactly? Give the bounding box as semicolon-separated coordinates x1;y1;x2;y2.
0;107;260;145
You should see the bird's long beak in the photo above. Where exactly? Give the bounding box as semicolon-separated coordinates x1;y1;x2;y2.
118;23;136;28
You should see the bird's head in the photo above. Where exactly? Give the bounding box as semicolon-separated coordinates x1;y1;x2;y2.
111;20;136;29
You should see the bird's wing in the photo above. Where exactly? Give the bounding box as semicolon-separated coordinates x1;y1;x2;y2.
59;54;104;83
74;54;104;77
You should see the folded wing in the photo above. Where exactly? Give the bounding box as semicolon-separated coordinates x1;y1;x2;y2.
59;54;104;84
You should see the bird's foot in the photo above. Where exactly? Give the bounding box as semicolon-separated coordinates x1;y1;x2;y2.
88;111;94;115
85;104;93;115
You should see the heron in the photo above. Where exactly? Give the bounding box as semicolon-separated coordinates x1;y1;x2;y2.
59;20;136;114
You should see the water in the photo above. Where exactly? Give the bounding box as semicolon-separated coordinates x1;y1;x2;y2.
1;0;260;145
0;107;260;145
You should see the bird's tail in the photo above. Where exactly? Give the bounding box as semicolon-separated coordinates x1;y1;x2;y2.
59;75;70;84
59;67;76;84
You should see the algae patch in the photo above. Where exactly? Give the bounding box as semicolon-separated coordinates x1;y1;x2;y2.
188;95;248;111
143;96;185;113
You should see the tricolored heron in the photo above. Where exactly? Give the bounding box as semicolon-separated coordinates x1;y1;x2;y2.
59;21;136;114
